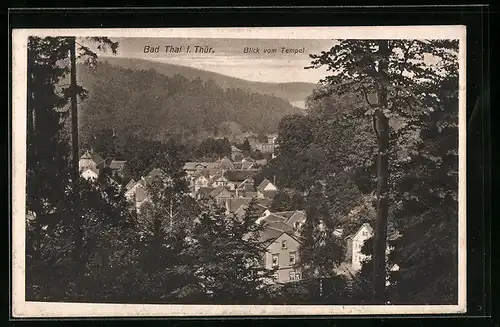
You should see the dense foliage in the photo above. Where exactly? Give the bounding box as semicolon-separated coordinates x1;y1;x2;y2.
78;61;302;144
25;36;459;306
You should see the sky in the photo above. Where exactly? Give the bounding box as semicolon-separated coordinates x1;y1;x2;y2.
88;37;336;84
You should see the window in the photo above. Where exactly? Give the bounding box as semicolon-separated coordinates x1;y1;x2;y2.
289;271;301;281
362;231;368;236
281;240;287;249
272;254;279;267
273;272;279;282
289;252;296;265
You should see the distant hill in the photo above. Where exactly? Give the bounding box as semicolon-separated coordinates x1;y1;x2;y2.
77;60;304;145
98;56;316;105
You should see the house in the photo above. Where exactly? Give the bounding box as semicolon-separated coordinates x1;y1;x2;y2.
235;203;269;219
125;178;137;191
192;172;211;191
255;159;268;167
217;156;235;170
219;197;253;214
109;159;127;179
257;178;278;198
236;178;255;194
208;170;258;191
255;143;277;154
134;183;151;211
193;187;213;200
79;150;105;174
241;160;255;170
81;168;99;181
267;134;278;144
124;168;165;212
346;223;373;271
223;170;257;189
209;185;232;199
183;162;219;176
208;171;231;189
260;229;302;284
285;210;307;230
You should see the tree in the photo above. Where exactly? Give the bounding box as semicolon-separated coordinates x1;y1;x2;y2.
307;39;459;302
299;173;362;283
388;72;459;304
26;36;120;300
187;199;274;304
240;138;251;152
26;37;74;266
26;175;138;302
87;128;117;157
133;172;200;302
196;137;231;160
276;114;315;157
270;188;305;212
123;136;187;180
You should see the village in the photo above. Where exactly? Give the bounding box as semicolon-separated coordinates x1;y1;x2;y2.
77;133;382;285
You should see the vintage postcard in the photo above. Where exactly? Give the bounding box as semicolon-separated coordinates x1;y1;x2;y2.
11;26;466;317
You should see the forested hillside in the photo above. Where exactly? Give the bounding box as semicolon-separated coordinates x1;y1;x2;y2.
77;61;303;144
99;56;316;104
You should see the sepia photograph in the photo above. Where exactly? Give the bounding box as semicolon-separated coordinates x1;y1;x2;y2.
11;26;466;317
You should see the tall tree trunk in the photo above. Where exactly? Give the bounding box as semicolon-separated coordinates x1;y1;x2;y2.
69;37;83;274
372;40;390;303
70;36;79;189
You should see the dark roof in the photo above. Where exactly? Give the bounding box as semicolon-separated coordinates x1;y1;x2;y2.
241;161;254;170
273;211;296;219
255;159;268;166
258;227;284;245
225;198;253;213
104;157;114;167
235;203;268;217
261;213;287;224
109;160;127;170
285;211;307;224
194;187;213;199
223;170;256;182
242;191;258;198
255;198;272;207
257;227;301;247
80;150;105;165
209;185;230;198
207;170;224;185
198;187;212;195
257;178;271;191
237;178;254;188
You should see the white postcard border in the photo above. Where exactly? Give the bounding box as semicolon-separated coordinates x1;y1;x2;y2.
11;26;467;317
